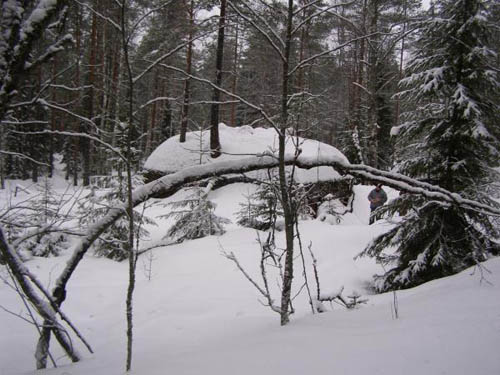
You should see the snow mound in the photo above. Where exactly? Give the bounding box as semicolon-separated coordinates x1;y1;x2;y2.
144;124;349;183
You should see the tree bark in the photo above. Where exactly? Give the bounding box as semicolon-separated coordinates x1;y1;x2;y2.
278;0;295;327
230;22;239;127
394;0;407;126
120;1;137;370
209;0;227;158
81;3;99;186
180;0;194;143
146;69;160;156
367;0;380;168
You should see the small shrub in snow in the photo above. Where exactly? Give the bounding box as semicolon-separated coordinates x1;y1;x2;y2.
78;175;155;261
236;183;283;231
161;188;230;242
1;179;72;260
18;232;69;259
236;171;311;231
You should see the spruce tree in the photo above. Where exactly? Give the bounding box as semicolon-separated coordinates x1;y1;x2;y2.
236;182;283;231
161;188;230;242
361;0;500;291
77;176;154;261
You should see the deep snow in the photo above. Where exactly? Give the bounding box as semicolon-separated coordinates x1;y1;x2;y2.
0;180;499;375
1;128;498;375
144;123;348;183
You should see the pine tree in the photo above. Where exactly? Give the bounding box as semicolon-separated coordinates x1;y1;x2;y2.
361;0;500;291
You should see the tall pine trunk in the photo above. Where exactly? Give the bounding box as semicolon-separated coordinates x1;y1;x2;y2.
180;0;194;143
209;0;226;158
229;22;239;127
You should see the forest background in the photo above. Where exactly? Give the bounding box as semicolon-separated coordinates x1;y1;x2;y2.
1;0;457;185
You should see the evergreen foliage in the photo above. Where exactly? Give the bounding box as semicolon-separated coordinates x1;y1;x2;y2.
161;187;230;242
236;171;312;231
361;0;500;291
1;179;71;260
236;181;283;231
78;175;154;261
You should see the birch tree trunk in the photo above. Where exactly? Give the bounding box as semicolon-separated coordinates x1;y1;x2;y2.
278;0;295;326
119;1;137;370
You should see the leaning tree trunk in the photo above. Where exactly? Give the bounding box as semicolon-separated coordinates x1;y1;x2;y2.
0;227;80;369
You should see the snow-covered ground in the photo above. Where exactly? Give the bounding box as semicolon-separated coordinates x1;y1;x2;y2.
1;178;499;375
1;129;498;374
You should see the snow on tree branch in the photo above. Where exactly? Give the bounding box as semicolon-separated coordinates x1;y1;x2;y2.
24;34;73;72
0;224;81;364
0;0;68;120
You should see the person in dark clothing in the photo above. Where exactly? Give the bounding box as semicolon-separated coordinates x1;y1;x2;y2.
368;183;388;224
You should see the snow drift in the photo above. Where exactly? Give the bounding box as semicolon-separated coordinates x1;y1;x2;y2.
144;124;348;183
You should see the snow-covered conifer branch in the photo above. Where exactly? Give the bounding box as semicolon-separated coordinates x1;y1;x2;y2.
11;227;83;248
24;34;73;72
0;0;68;120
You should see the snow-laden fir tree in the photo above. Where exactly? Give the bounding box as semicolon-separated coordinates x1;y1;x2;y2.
1;179;71;260
236;181;283;231
236;171;312;231
361;0;500;291
78;175;154;261
161;187;230;242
